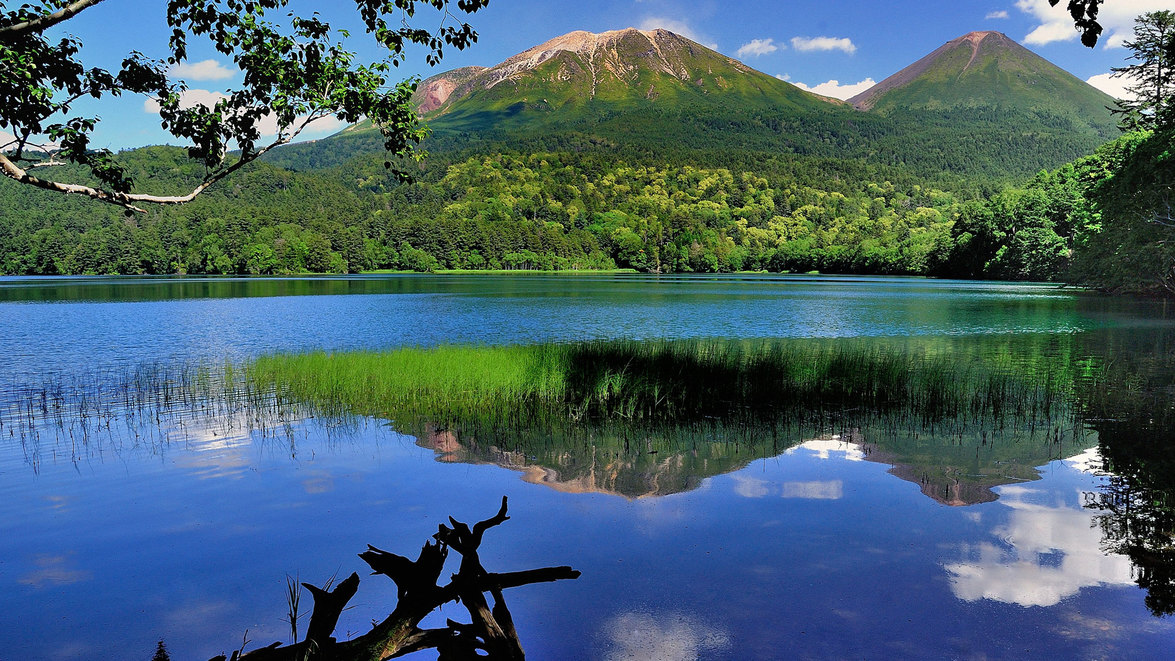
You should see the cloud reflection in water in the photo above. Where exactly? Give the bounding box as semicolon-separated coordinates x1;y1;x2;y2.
18;553;92;588
732;475;843;500
599;610;730;661
944;483;1133;607
785;437;864;461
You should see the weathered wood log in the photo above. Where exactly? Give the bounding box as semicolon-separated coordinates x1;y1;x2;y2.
214;496;577;661
359;539;447;602
303;573;361;649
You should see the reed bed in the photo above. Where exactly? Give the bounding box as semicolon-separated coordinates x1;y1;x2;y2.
245;339;1072;429
0;339;1091;477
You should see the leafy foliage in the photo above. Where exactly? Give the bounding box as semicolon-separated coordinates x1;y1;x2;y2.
1050;0;1105;47
0;148;970;276
0;0;489;209
1067;129;1175;295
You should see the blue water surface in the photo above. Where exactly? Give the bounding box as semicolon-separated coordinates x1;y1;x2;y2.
0;274;1172;660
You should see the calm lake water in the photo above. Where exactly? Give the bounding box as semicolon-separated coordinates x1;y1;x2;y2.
1;274;1174;660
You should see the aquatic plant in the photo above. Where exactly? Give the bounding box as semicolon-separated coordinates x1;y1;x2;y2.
0;338;1090;488
245;338;1072;429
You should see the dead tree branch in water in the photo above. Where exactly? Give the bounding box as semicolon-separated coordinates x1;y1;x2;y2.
209;497;579;661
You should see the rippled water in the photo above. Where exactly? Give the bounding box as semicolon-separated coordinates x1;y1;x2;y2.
1;274;1173;660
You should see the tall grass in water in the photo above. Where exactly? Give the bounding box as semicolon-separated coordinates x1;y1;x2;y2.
246;339;1071;429
2;339;1081;477
247;344;569;422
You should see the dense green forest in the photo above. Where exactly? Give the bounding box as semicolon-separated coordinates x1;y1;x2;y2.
0;145;961;276
0;135;1159;284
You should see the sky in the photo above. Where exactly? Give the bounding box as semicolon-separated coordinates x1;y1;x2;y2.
9;0;1170;151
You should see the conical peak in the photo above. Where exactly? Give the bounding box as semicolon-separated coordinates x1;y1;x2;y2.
519;28;674;59
957;30;1004;44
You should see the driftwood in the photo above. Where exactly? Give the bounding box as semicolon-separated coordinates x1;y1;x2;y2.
210;497;579;661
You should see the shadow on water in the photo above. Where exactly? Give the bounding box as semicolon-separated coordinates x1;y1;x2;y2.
1072;332;1175;618
0;274;464;303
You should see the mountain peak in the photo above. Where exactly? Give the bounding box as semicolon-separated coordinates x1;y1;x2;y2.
484;27;722;95
959;30;1003;43
412;26;827;120
519;28;666;57
848;29;1114;120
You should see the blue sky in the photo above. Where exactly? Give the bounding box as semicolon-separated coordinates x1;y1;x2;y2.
13;0;1168;150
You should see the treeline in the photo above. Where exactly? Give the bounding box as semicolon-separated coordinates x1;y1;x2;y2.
0;147;375;275
1;132;1168;288
932;162;1087;281
270;103;1113;188
1;147;968;276
934;127;1175;295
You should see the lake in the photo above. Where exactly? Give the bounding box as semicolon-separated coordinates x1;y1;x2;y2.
1;274;1173;660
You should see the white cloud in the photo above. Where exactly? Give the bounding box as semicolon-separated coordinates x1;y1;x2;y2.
1016;0;1173;48
639;17;718;50
145;90;346;141
790;78;877;100
256;113;347;138
736;38;780;58
168;59;236;81
785;437;865;460
1;130;59;153
731;475;844;499
781;480;843;499
986;10;1010;20
1086;72;1139;101
1064;447;1107;474
943;486;1134;608
733;475;770;498
790;36;857;54
143;89;229;114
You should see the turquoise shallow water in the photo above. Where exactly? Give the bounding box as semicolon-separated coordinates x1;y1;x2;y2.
1;274;1173;659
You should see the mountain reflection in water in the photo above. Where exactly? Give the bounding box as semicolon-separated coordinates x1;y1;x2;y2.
415;422;1091;505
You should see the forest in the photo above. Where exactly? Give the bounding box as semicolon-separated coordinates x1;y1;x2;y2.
0;146;966;277
0;137;1154;288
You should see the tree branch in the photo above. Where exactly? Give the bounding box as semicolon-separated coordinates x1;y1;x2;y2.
0;125;302;213
472;495;511;542
302;572;360;648
25;159;67;169
1151;196;1175;228
0;152;150;212
0;0;110;39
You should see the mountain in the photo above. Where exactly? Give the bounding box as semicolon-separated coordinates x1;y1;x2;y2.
849;31;1117;136
414;66;486;113
411;28;834;128
0;29;1133;278
269;28;1121;184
